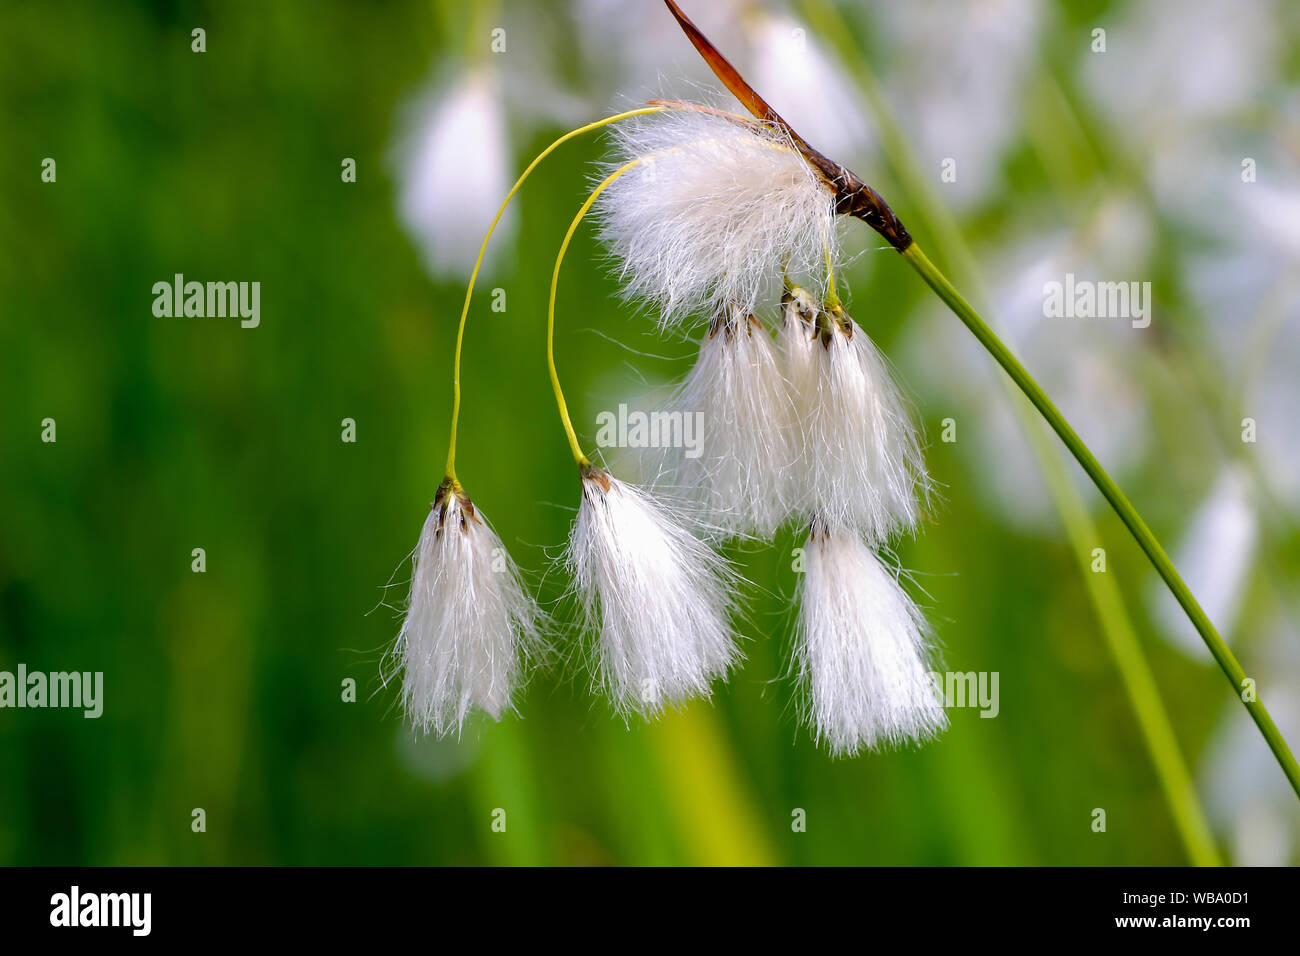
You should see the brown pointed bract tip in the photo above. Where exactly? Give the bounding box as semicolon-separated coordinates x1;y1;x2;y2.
433;476;480;534
661;0;913;252
707;303;759;340
662;0;790;134
579;463;612;493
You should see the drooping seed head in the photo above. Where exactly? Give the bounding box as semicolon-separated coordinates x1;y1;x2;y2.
796;520;947;754
568;465;740;715
649;304;799;537
388;478;543;736
596;108;841;328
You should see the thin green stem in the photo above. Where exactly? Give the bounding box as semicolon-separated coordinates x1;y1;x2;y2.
442;106;665;481
1025;418;1221;866
547;158;645;468
798;0;1233;859
545;126;789;468
904;242;1300;803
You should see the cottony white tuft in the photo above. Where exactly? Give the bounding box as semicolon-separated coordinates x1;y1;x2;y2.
596;107;839;327
796;521;947;754
391;480;541;736
654;304;797;537
778;285;822;437
568;466;739;714
394;68;513;280
781;291;929;542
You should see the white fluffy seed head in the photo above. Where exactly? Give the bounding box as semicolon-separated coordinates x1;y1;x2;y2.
651;305;798;538
596;107;840;328
568;467;739;715
388;481;542;736
796;522;947;755
781;294;930;542
777;286;821;489
778;286;822;404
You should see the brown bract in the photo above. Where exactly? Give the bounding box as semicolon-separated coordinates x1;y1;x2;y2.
578;463;612;493
433;476;480;534
661;0;913;251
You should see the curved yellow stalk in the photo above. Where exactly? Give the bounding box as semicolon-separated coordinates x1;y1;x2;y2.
545;128;809;467
442;106;666;481
546;158;645;467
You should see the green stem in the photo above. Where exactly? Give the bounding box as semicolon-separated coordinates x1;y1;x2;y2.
1026;417;1221;866
546;158;645;468
903;242;1300;803
441;106;665;481
796;0;1235;859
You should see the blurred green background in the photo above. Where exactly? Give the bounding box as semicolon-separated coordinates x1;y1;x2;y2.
2;0;1298;866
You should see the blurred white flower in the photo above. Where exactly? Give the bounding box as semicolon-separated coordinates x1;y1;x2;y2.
1082;0;1278;132
394;67;514;280
1201;623;1300;865
1248;301;1300;510
596;107;839;326
1082;0;1286;341
874;0;1044;209
796;520;947;754
898;209;1153;534
390;480;542;736
1153;464;1258;657
745;9;870;163
578;2;869;165
568;466;740;715
575;0;749;100
1168;140;1300;513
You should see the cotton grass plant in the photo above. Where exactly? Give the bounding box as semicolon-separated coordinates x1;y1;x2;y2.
391;477;542;735
652;303;797;538
596;107;840;325
569;465;740;715
386;0;1300;794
